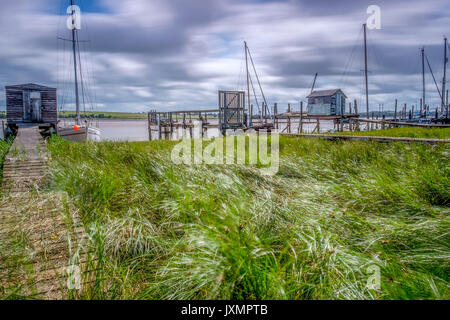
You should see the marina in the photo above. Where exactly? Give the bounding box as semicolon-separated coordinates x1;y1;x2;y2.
0;0;449;303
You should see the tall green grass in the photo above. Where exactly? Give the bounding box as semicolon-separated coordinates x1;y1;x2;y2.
0;139;12;183
330;127;450;139
47;135;450;300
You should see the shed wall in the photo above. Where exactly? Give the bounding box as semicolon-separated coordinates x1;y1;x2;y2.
5;84;57;125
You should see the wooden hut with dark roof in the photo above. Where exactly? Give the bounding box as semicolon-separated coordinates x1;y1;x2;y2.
5;83;57;127
306;89;347;116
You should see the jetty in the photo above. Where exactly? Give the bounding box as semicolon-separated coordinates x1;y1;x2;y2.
0;124;93;299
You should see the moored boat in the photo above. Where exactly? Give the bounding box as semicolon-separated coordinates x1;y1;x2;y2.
58;124;100;142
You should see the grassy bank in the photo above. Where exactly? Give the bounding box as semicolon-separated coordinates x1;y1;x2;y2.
329;127;450;139
47;135;449;300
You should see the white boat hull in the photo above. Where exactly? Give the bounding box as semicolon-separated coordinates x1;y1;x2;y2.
58;126;101;142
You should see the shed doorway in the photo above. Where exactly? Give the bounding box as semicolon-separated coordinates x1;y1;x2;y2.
23;90;42;122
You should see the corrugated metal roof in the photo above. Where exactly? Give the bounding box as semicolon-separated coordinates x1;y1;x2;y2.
306;89;346;98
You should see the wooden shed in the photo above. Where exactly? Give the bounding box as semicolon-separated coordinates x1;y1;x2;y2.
306;89;347;116
5;83;57;126
218;90;246;134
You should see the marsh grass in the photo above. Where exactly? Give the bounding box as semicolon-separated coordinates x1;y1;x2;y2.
330;127;450;139
47;134;450;300
0;138;12;189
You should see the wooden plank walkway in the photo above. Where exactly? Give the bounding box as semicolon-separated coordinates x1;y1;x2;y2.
281;133;450;144
2;125;49;192
0;125;94;299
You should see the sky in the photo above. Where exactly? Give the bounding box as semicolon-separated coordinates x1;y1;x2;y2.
0;0;449;113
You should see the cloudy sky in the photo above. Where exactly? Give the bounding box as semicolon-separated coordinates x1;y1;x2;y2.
0;0;449;113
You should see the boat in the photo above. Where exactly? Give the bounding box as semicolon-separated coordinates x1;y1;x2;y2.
57;0;101;142
57;124;101;142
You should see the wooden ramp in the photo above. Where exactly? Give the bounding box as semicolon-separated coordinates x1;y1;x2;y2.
0;125;94;299
2;125;49;192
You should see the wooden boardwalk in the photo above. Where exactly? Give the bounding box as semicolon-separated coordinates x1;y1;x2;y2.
0;125;93;299
2;125;49;192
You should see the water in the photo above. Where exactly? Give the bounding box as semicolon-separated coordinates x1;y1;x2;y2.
96;119;149;141
57;119;150;141
1;119;356;142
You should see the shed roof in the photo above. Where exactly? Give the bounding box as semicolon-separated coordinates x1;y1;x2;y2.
5;83;56;90
306;89;346;99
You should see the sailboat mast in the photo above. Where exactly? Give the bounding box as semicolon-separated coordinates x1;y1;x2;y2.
442;37;447;113
422;47;425;116
311;73;318;94
244;41;251;121
363;24;369;119
70;0;81;125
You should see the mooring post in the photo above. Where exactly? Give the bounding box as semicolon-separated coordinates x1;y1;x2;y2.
287;103;291;133
394;99;398;123
299;102;303;134
157;114;161;140
354;99;359;131
273;102;278;129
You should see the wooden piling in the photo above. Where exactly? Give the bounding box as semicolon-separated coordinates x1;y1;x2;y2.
299;102;303;134
287;103;291;133
394;99;398;122
354;99;359;131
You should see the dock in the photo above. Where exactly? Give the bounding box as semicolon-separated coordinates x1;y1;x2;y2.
0;125;93;299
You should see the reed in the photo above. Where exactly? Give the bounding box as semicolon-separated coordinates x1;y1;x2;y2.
330;127;450;139
46;134;449;300
0;138;12;186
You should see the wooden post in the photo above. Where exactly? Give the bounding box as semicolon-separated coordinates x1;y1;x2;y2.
354;99;359;131
272;103;276;125
382;115;385;130
394;99;397;122
287;103;291;133
200;118;204;139
148;112;151;141
157;114;161;139
273;103;278;129
317;119;320;133
249;104;253;126
299;102;303;133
